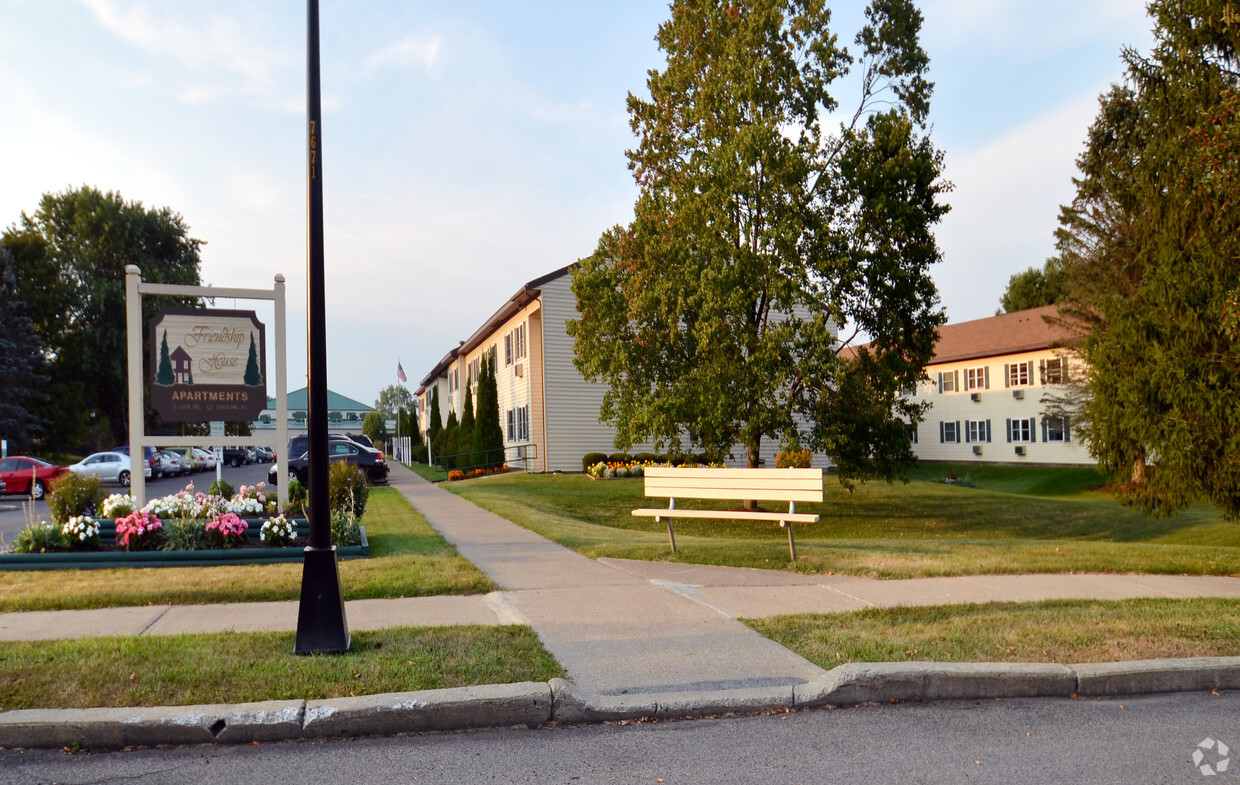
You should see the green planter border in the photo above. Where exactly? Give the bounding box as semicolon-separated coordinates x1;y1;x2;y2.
0;520;368;570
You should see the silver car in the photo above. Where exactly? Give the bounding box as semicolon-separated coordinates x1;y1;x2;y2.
159;449;189;477
68;451;152;487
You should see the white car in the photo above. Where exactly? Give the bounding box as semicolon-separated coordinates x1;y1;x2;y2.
68;451;152;487
159;450;189;477
190;447;217;472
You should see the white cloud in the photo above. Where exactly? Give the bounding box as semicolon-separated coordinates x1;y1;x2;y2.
79;0;292;101
932;88;1105;321
364;34;443;76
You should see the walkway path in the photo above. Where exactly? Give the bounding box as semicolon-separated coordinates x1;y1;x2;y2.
4;462;1240;698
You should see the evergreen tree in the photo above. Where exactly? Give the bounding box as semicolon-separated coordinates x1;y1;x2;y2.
1053;0;1240;517
459;383;476;466
156;330;175;386
243;332;262;386
429;386;443;444
0;243;46;452
473;350;505;466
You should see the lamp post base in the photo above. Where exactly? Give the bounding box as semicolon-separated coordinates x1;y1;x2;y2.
294;546;350;654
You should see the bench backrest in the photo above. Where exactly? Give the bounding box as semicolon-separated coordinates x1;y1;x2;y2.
642;467;824;503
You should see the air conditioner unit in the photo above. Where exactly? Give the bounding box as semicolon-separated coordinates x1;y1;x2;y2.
1015;445;1026;456
1012;389;1024;400
514;363;524;378
516;445;526;459
972;445;983;456
970;392;981;402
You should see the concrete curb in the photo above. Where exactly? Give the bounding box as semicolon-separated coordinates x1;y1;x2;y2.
3;658;1239;750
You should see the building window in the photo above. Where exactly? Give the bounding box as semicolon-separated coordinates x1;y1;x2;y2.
965;420;991;443
940;421;960;443
1043;416;1071;442
468;357;480;388
506;409;515;442
1042;357;1068;385
907;423;918;443
488;345;498;374
504;334;513;366
965;367;989;390
938;370;959;394
514;323;527;360
517;405;530;441
1006;361;1032;387
1007;418;1036;443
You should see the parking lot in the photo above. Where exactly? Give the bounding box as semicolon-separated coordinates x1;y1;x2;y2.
0;461;274;543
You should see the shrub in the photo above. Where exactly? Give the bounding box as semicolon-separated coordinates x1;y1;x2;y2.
412;445;428;464
608;452;631;464
582;453;607;471
634;453;658;463
160;518;213;551
328;461;369;519
100;494;135;519
330;510;361;547
46;473;104;525
776;448;813;468
12;522;64;553
209;478;235;499
285;479;308;517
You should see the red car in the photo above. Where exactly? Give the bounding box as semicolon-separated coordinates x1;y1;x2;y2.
0;456;70;500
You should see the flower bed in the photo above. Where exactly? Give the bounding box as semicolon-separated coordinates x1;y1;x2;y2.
447;465;511;482
585;460;725;479
1;482;369;569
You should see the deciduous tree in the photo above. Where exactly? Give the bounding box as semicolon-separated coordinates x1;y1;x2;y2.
0;243;46;452
3;186;202;447
569;0;947;481
373;384;414;422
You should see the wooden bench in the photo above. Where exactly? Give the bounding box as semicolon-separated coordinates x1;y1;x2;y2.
632;467;823;560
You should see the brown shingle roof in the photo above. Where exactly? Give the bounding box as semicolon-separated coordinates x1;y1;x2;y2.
839;305;1078;364
929;305;1074;364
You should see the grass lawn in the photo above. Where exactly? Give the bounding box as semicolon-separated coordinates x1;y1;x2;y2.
406;462;448;483
446;466;1240;578
0;625;564;710
745;597;1240;668
0;487;493;612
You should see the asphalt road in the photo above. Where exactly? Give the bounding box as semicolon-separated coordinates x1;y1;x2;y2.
2;692;1236;784
0;462;275;542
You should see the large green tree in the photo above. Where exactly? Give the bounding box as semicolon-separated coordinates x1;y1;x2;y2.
3;186;202;447
0;243;47;452
1053;1;1240;517
569;0;947;480
999;258;1066;314
373;384;414;421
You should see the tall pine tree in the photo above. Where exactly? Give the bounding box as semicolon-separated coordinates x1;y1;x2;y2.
1054;0;1240;517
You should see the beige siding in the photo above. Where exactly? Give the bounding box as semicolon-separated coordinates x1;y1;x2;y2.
911;349;1091;465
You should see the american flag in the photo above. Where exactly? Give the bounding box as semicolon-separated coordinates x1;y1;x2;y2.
396;360;407;383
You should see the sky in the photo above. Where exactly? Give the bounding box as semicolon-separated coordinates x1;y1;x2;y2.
0;1;1156;409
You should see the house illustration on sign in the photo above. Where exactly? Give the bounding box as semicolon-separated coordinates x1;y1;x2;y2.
170;345;192;385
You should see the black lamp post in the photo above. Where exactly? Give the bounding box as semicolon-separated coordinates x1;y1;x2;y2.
295;0;350;654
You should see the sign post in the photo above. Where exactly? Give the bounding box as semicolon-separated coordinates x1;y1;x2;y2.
294;0;350;655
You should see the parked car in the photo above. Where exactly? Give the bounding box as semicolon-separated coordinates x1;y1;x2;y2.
347;433;376;450
253;447;275;464
69;451;151;487
190;447;217;472
112;446;165;479
286;433;368;459
271;440;388;487
221;447;250;467
159;449;189;477
0;456;70;500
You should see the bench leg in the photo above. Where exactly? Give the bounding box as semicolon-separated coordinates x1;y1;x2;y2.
783;521;797;561
657;516;677;554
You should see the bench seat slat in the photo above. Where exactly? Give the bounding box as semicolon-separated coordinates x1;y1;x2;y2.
632;508;819;524
640;487;824;503
644;467;823;480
